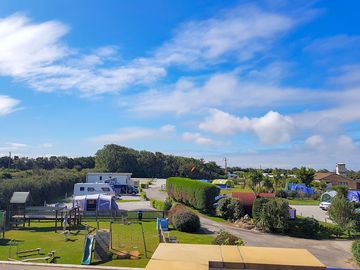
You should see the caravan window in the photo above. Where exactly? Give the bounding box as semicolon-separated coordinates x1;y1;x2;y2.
87;187;95;192
102;187;110;192
99;176;102;180
80;187;85;191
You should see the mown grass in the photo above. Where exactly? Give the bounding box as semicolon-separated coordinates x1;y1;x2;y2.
220;185;252;195
287;199;320;205
0;220;215;268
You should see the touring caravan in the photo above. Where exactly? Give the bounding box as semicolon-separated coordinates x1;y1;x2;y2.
73;183;115;197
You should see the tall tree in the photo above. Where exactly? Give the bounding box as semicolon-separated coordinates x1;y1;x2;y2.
295;167;315;186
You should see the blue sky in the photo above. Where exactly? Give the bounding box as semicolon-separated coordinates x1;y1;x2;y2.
0;0;359;170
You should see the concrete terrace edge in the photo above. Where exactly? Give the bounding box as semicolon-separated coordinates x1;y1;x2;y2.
0;261;144;270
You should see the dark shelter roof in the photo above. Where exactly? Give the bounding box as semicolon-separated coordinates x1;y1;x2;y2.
10;192;31;204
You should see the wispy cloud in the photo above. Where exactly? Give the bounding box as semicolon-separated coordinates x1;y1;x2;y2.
182;132;216;146
89;125;175;144
0;95;21;115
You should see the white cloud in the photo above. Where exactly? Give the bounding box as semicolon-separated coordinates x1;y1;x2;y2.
199;109;294;144
182;132;215;146
42;143;53;148
153;6;293;66
0;95;20;115
160;124;176;132
0;142;27;151
89;125;175;143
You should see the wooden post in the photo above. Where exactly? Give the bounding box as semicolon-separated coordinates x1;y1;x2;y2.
23;206;26;227
140;222;148;259
55;210;58;232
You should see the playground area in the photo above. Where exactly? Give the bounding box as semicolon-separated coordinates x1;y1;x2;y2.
0;219;214;268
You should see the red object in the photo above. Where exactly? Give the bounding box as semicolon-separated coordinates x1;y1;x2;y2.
232;192;275;214
190;166;196;173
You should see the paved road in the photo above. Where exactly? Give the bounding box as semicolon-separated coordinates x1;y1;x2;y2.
145;179;167;201
199;215;356;269
290;205;332;223
117;201;154;211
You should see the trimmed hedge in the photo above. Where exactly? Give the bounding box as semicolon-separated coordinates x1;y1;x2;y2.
352;240;360;265
172;210;200;232
166;177;220;210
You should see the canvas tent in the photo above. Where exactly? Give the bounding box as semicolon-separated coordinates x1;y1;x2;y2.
73;194;119;211
288;183;315;195
320;191;337;202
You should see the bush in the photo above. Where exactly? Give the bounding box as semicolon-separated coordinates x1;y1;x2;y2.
166;177;220;210
287;190;297;199
288;217;320;238
212;230;245;246
252;197;270;220
320;223;343;238
352;240;360;265
172;210;200;232
257;198;289;233
216;198;245;221
168;204;187;224
150;198;172;211
140;191;148;200
275;189;287;198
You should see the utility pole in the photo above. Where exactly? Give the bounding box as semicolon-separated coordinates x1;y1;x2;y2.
224;157;228;175
8;152;11;169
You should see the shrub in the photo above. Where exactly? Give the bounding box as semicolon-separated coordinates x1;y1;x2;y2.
257;198;289;233
212;230;245;246
229;199;245;221
352;240;360;265
275;189;287;198
252;197;270;220
216;198;245;221
168;204;187;224
288;217;320;238
151;197;172;211
166;177;220;210
172;210;200;232
287;190;297;199
320;223;343;238
140;191;148;200
216;198;232;219
328;194;356;236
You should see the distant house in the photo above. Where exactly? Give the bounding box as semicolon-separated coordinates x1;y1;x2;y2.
314;172;360;189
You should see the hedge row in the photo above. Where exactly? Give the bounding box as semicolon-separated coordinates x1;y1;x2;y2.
0;169;86;210
166;177;220;210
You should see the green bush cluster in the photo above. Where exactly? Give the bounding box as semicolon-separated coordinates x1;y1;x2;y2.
150;198;172;211
212;230;245;246
166;177;220;210
216;198;245;221
253;198;290;233
172;210;200;232
287;217;320;238
352;240;360;265
0;169;86;210
252;197;270;220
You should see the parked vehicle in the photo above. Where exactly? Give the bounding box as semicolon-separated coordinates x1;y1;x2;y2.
73;183;115;197
319;201;331;210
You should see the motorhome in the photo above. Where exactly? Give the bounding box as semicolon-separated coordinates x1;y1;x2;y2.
86;172;137;194
73;183;115;197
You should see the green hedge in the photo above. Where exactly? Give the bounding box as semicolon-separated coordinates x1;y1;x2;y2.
166;177;220;210
352;240;360;265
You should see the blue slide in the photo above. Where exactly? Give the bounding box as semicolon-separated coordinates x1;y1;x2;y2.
81;235;95;265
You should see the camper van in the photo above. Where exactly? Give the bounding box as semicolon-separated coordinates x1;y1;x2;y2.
73;183;115;197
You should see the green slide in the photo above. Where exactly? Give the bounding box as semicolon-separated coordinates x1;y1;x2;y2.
81;235;95;265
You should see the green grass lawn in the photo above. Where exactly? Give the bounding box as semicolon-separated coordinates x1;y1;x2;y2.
116;199;141;203
0;220;215;268
220;185;252;195
287;199;320;205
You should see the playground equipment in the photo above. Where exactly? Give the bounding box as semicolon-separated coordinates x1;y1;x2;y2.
81;235;95;265
8;240;56;263
110;220;148;259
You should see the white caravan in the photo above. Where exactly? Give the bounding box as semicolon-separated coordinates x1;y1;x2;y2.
73;183;115;197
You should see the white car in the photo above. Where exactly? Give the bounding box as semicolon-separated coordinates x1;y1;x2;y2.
319;201;331;210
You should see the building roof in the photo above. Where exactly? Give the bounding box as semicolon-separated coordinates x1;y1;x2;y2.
232;192;275;206
10;192;31;204
314;172;352;182
146;243;326;270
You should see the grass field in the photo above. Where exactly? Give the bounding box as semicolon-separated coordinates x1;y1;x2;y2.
287;199;320;205
0;220;215;268
220;185;252;195
116;199;141;203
